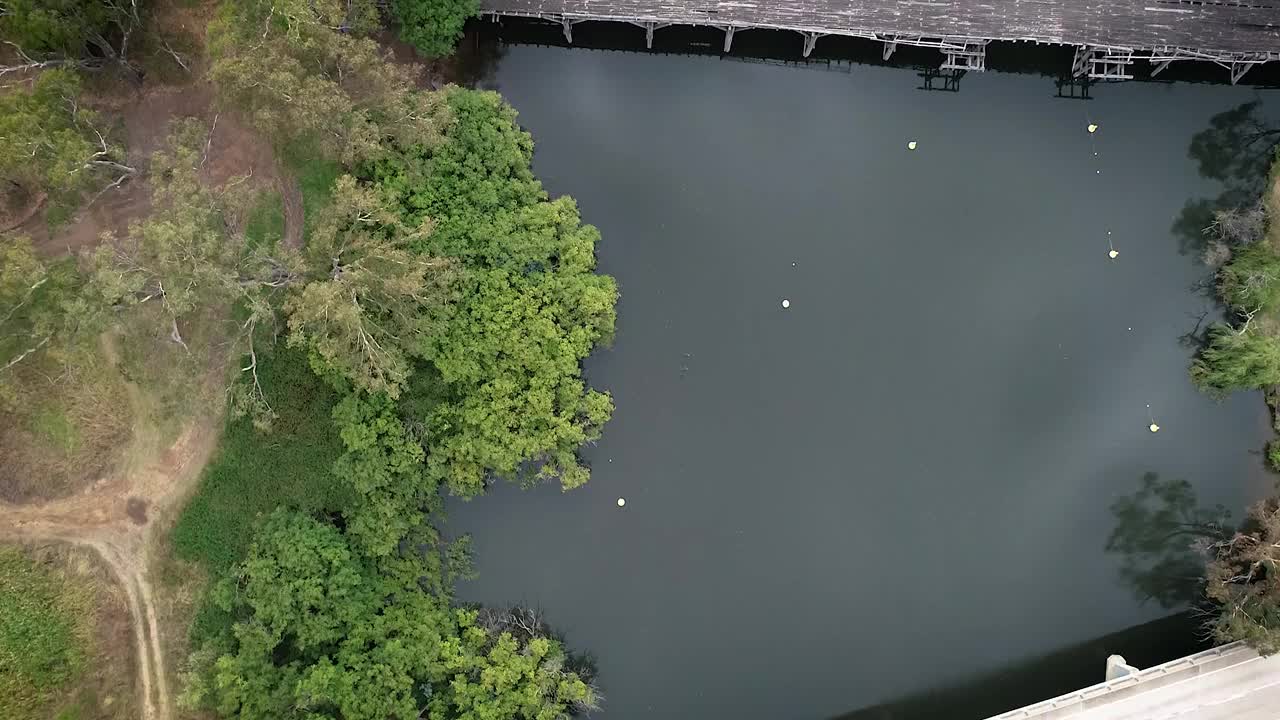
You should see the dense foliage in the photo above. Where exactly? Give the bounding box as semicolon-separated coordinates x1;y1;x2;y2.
1190;325;1280;393
208;0;448;164
0;0;141;62
183;510;598;720
371;88;618;496
391;0;479;59
1205;500;1280;653
1216;241;1280;313
0;548;91;719
0;69;127;214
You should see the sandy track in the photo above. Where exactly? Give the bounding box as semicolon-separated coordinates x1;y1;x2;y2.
0;421;220;720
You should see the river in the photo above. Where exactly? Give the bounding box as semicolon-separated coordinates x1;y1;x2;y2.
446;39;1277;720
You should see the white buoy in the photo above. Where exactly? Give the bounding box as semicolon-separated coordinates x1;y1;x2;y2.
1149;423;1160;433
617;497;626;507
781;299;791;309
1108;249;1119;259
1088;123;1099;133
907;141;918;150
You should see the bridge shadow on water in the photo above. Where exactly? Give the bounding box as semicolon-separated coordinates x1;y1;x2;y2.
824;611;1207;720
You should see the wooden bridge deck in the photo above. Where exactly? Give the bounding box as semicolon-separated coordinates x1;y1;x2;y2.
481;0;1280;80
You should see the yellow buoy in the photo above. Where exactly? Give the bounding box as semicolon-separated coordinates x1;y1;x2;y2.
907;141;918;150
1108;249;1119;259
1149;423;1160;433
1088;123;1099;133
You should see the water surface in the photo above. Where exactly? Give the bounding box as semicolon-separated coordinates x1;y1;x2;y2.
448;47;1275;719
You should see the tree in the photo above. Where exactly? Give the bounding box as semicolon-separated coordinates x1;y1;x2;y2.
391;0;479;59
286;176;456;399
370;88;618;496
86;117;280;374
1190;324;1280;393
182;510;599;720
0;236;112;404
1106;472;1231;609
0;0;150;80
1205;499;1280;654
208;0;447;165
1217;242;1280;316
330;392;439;557
0;69;131;213
1175;101;1280;256
91;121;451;422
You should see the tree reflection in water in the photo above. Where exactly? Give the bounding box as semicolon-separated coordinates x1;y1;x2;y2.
1105;472;1233;609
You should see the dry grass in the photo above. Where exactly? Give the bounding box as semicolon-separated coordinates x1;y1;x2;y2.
0;349;133;503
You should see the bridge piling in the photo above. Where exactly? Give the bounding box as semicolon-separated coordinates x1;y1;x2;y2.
801;31;822;58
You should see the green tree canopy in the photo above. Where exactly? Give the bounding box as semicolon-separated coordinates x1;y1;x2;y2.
0;69;129;209
183;509;599;720
369;88;618;496
208;0;447;164
391;0;479;59
1217;242;1280;314
0;0;142;65
1190;324;1280;394
287;176;456;399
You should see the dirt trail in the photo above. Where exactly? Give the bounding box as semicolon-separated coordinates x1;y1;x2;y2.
278;163;305;249
1;417;220;720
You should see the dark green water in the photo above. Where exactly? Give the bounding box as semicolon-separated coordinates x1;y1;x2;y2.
448;46;1277;719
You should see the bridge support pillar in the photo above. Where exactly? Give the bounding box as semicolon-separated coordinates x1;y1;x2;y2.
1229;60;1257;84
722;26;736;53
560;17;576;43
627;20;670;49
1150;58;1174;77
801;32;822;58
882;40;897;61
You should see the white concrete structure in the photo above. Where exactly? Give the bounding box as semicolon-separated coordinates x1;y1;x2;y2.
987;642;1280;720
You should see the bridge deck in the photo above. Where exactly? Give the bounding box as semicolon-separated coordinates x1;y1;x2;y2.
482;0;1280;56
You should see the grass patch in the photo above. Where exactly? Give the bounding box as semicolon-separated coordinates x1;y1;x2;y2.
243;190;285;251
0;547;93;720
279;140;341;240
29;406;81;455
171;344;351;577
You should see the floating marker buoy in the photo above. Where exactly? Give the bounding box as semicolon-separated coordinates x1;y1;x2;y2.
781;299;791;309
1109;249;1119;259
907;141;918;150
1149;423;1160;433
1088;123;1099;133
1096;170;1102;174
617;497;626;507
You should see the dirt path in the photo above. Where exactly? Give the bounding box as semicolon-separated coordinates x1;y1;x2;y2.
278;164;305;249
1;417;220;720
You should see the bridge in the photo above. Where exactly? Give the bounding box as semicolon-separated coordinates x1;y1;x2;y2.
480;0;1280;83
985;642;1280;719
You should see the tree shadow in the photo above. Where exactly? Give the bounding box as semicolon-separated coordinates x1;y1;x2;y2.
1173;101;1280;256
1104;472;1233;609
